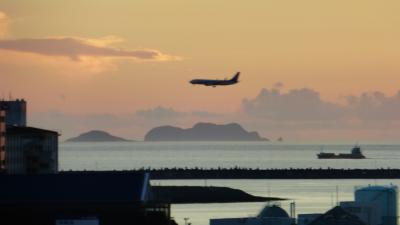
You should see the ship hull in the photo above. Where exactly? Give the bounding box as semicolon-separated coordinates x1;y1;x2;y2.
317;154;365;159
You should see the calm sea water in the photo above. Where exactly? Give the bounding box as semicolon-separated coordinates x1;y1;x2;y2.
60;142;400;225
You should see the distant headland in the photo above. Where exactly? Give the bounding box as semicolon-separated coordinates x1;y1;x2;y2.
144;122;268;141
65;130;132;142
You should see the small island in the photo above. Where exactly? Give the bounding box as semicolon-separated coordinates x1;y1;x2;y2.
65;130;132;142
144;122;268;141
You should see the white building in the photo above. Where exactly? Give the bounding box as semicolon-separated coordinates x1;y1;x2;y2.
354;185;398;225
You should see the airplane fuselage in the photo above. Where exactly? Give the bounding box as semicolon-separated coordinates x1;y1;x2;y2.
190;79;237;86
190;72;240;87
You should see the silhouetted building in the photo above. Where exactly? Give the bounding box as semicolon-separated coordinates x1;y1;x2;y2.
5;126;58;174
340;185;398;225
210;204;295;225
0;110;5;171
297;214;322;225
309;206;367;225
0;171;172;225
0;99;27;127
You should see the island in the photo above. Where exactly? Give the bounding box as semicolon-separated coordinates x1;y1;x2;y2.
65;130;132;142
144;122;268;141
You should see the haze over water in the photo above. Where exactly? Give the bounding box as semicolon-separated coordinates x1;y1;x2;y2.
61;142;400;170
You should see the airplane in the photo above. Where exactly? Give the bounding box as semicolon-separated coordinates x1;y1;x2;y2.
189;72;240;87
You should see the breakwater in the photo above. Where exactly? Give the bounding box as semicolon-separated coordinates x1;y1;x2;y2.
153;186;284;203
141;168;400;179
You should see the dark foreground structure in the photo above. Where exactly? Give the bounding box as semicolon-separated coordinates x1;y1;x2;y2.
143;168;400;179
0;172;174;225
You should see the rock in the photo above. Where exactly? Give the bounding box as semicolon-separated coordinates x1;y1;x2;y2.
145;122;268;141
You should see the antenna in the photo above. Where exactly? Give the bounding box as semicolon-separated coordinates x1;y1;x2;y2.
336;185;339;206
184;218;190;225
266;185;272;206
290;201;296;218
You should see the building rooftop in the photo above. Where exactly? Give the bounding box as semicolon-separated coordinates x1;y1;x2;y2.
355;185;398;191
258;205;289;218
6;126;59;135
0;171;149;204
309;206;367;225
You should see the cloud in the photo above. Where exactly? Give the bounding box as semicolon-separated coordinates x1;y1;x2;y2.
242;88;343;121
0;11;10;39
135;106;183;120
238;87;400;140
0;37;180;61
135;106;223;120
242;87;400;122
346;91;400;121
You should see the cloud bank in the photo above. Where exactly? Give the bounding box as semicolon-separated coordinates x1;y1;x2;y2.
30;90;400;141
242;88;400;122
0;37;180;61
31;107;223;140
242;88;343;121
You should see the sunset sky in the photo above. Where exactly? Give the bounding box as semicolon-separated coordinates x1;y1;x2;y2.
1;0;400;141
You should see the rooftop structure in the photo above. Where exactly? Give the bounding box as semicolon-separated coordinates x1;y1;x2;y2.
0;99;26;127
210;204;295;225
308;206;367;225
258;205;290;218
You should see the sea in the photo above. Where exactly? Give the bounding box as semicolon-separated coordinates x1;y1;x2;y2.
60;142;400;225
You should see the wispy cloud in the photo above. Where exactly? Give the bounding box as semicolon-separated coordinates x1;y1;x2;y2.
135;106;223;121
0;11;10;39
135;106;183;120
0;36;180;61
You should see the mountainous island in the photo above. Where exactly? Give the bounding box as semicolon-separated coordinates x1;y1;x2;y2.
66;130;132;142
144;122;268;141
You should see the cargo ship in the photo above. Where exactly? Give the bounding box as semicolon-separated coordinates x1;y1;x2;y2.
317;145;365;159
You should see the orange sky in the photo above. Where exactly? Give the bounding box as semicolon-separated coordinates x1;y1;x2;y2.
1;0;400;140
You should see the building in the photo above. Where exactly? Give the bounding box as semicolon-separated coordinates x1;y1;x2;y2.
0;171;173;225
210;204;295;225
5;126;58;174
0;110;5;171
354;185;398;225
308;206;367;225
297;214;322;225
340;201;378;225
0;99;27;127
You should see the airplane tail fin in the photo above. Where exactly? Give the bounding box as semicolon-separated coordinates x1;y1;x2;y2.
231;72;240;82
